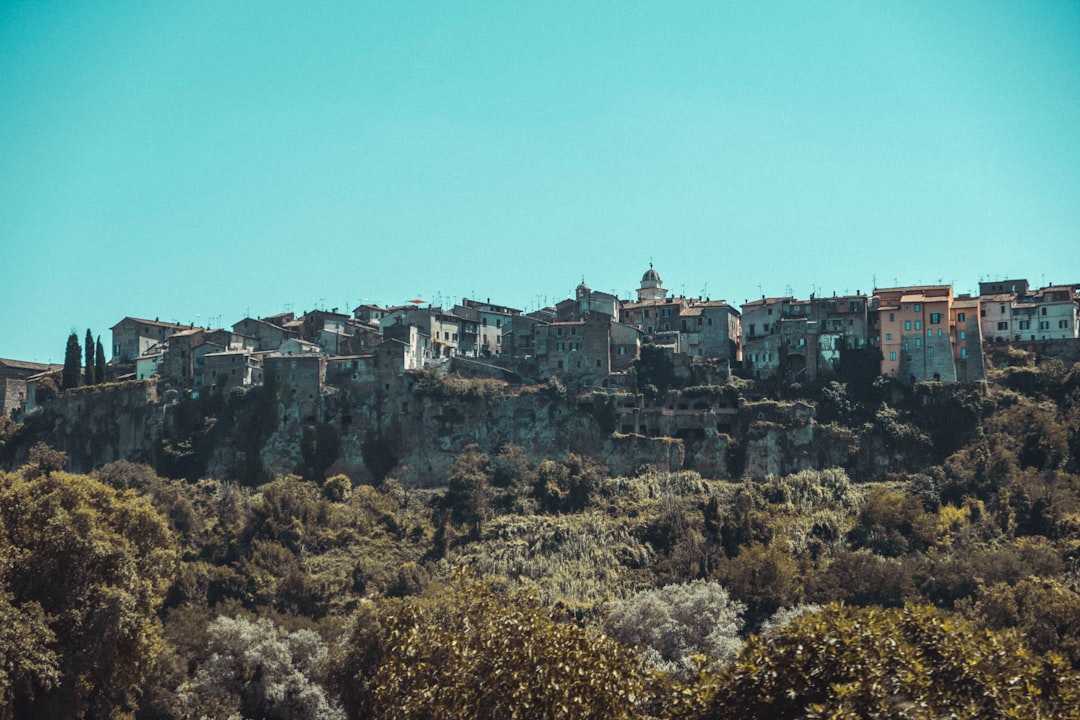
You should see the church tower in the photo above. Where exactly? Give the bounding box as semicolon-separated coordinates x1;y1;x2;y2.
636;263;667;302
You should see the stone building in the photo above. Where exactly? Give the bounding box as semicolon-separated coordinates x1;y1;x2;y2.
1;358;60;417
110;317;190;363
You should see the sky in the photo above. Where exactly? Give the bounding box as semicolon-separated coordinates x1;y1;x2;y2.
2;1;1079;363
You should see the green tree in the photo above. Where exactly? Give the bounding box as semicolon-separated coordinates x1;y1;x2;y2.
84;328;95;386
329;575;648;720
443;444;491;536
61;332;81;390
95;336;106;385
635;344;675;396
696;603;1080;720
0;468;178;718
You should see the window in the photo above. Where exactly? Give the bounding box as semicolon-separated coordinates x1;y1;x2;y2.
888;313;895;322
885;332;892;340
1019;320;1030;330
1000;305;1006;314
903;341;910;351
997;321;1008;330
930;313;941;324
915;338;922;347
958;312;966;322
1039;321;1049;330
914;304;921;312
960;347;967;360
763;323;770;332
927;329;933;337
959;330;966;340
1041;307;1047;316
556;342;564;352
904;321;912;331
928;346;934;357
914;320;921;330
889;351;897;361
1060;320;1070;329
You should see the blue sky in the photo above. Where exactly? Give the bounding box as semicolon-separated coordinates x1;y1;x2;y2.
2;1;1078;363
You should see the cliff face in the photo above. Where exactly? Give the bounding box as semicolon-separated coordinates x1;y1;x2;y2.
7;376;943;484
7;381;160;472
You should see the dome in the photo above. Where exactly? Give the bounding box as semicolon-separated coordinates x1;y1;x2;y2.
641;264;662;284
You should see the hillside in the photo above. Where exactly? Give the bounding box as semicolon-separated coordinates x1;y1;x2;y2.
1;347;1079;718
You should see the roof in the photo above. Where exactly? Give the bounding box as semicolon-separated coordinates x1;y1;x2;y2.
741;296;795;308
641;265;662;283
0;358;60;372
110;317;190;331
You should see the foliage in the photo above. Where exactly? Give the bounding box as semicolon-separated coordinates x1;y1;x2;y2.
61;331;81;390
84;328;96;385
454;511;652;609
964;576;1080;668
24;441;68;478
95;336;107;384
330;575;648;720
847;485;936;557
696;602;1080;720
635;344;675;396
604;580;744;678
408;369;507;400
0;469;178;718
441;444;491;537
178;614;345;720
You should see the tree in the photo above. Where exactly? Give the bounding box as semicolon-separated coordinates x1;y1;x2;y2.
604;580;745;678
61;332;80;390
178;615;345;720
84;329;95;386
695;603;1080;720
329;575;648;720
95;336;106;385
0;468;178;718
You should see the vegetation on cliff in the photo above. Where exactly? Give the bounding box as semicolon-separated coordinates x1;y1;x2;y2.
0;352;1079;717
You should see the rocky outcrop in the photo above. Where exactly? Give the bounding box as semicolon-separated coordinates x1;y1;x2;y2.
8;374;945;484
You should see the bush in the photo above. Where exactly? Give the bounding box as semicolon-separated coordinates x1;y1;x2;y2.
178;615;345;720
696;603;1080;720
604;580;744;678
331;575;648;720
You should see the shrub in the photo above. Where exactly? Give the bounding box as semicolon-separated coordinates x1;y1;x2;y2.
604;580;744;678
696;603;1080;720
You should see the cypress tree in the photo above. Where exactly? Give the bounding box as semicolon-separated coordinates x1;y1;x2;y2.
84;329;96;385
62;332;81;390
95;336;107;384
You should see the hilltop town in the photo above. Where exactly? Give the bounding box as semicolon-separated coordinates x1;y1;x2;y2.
3;267;1078;422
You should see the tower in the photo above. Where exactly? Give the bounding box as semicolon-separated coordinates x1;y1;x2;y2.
637;263;667;302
